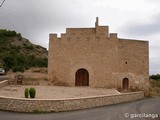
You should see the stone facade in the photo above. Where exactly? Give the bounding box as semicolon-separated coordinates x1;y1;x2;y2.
48;18;149;93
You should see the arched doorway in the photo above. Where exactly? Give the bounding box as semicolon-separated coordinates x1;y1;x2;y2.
75;68;89;86
123;78;129;90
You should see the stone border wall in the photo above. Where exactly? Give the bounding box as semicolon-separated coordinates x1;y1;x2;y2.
0;80;9;88
0;91;144;112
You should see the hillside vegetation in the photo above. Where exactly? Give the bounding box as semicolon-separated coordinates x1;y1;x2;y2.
149;74;160;97
0;29;48;72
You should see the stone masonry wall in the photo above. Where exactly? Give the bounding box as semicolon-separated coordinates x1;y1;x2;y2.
48;18;149;93
116;39;149;90
0;91;144;112
0;80;9;88
48;29;119;87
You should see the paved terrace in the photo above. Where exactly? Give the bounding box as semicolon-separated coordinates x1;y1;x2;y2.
0;85;121;99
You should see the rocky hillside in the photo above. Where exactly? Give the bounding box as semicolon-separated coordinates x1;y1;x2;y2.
0;29;48;72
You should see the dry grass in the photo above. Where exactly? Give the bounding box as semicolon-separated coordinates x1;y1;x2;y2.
6;68;48;85
30;67;47;73
149;80;160;97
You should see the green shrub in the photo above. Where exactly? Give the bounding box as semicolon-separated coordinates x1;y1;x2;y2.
24;88;29;98
150;74;160;80
29;87;36;98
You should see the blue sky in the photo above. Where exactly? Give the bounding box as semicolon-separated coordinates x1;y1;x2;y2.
0;0;159;74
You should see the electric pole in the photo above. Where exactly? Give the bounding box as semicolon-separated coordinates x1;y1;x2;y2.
0;0;6;7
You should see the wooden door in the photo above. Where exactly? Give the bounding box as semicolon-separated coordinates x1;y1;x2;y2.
75;69;89;86
123;78;129;90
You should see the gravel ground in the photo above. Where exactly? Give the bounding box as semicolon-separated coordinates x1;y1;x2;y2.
0;85;120;99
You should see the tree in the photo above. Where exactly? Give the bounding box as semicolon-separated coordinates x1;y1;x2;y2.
2;53;48;73
150;74;160;80
3;54;26;73
3;55;15;71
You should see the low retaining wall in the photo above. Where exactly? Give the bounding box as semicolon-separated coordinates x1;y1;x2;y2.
0;80;9;88
0;91;144;112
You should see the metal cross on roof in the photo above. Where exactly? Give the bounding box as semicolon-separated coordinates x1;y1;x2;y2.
0;0;6;7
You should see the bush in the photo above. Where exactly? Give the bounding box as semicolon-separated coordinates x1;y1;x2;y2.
12;66;25;73
150;74;160;80
24;88;29;98
29;87;36;98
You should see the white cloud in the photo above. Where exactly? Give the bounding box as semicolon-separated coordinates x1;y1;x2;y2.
93;0;156;12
